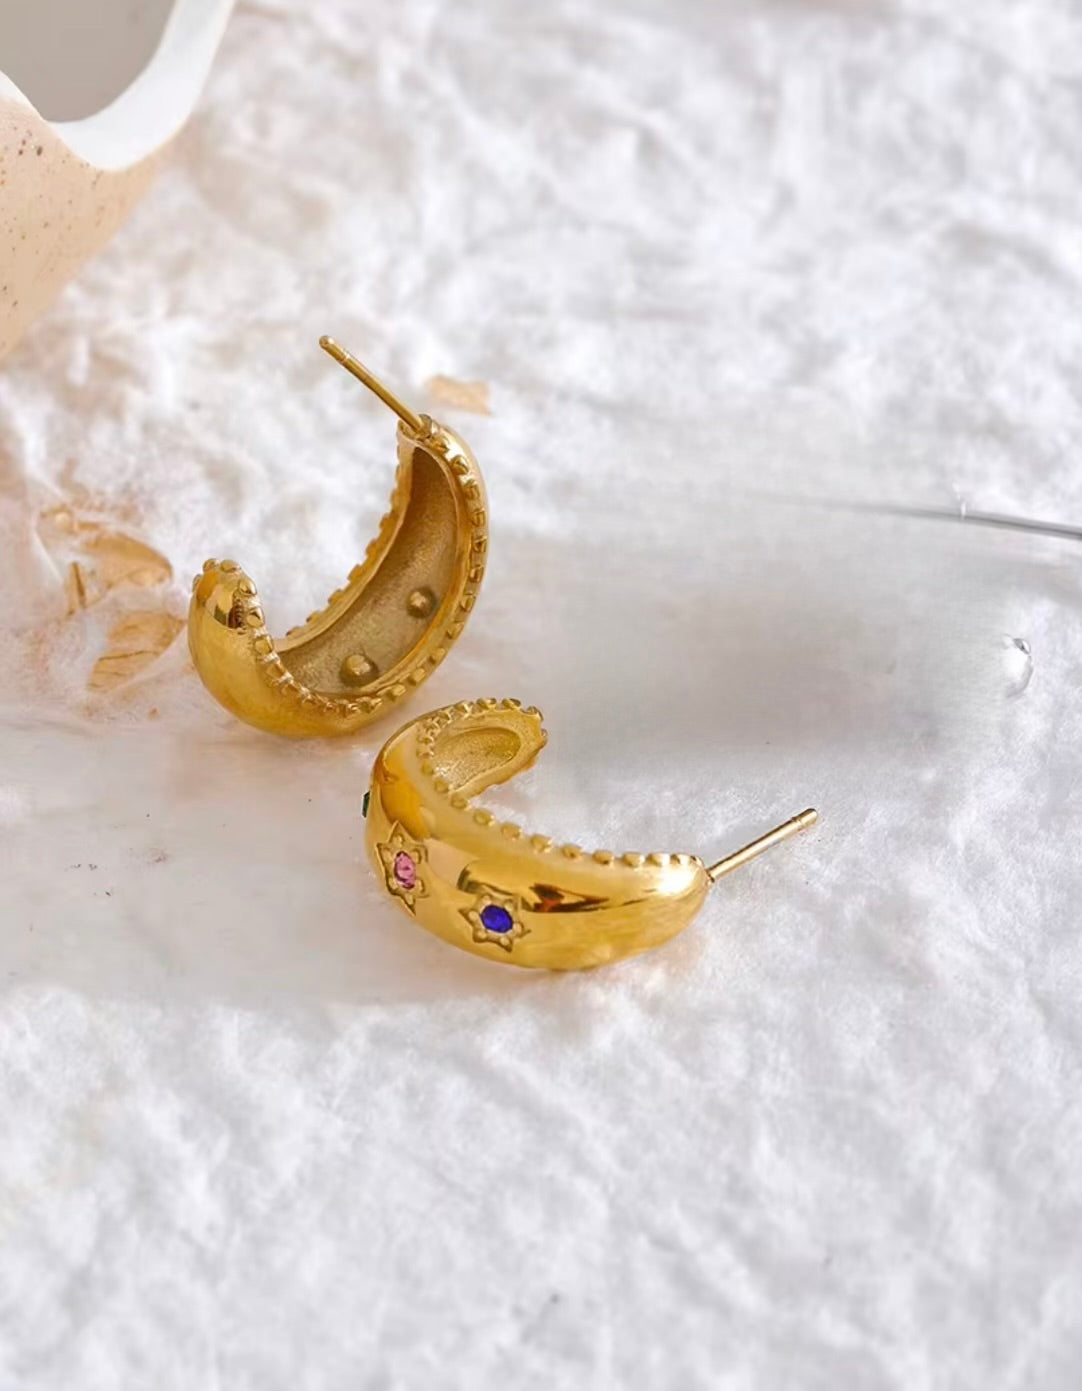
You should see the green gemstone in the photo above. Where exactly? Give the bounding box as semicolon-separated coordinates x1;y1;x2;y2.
362;790;370;819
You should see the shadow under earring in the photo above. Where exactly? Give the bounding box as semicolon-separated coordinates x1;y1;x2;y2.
188;338;488;737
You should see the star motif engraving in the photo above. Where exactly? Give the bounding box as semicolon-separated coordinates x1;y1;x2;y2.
460;888;529;953
376;824;428;912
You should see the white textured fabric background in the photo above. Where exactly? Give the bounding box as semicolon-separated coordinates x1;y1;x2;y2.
3;2;1082;1387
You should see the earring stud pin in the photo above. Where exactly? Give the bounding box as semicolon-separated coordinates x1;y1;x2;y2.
706;809;818;882
318;335;425;436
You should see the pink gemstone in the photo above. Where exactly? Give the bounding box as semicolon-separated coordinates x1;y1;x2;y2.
392;851;417;889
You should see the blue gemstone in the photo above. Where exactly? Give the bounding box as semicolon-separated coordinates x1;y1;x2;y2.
480;904;514;934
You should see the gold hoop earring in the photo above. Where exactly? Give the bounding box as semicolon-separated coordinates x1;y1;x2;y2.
364;699;817;970
188;338;487;737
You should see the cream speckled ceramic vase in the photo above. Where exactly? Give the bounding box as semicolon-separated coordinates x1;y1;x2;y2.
0;0;234;359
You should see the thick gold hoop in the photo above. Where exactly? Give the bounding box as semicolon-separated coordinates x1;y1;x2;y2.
188;339;487;738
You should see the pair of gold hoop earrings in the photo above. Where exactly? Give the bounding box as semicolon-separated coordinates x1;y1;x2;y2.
189;337;817;971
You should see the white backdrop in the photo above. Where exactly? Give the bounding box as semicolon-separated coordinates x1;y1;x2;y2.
3;2;1082;1387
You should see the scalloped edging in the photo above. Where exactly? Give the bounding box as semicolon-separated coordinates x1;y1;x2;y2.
412;698;702;873
190;416;487;729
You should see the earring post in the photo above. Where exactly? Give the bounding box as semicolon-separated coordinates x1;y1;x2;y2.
706;808;817;883
319;336;425;436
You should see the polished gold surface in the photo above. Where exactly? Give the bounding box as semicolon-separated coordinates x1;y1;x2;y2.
365;699;817;971
188;338;488;737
